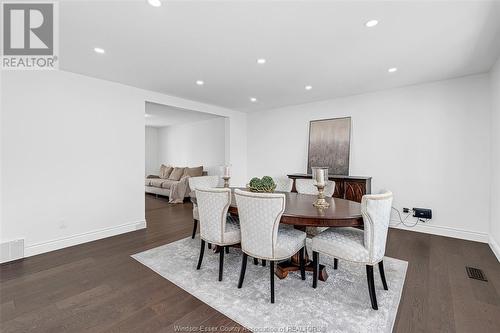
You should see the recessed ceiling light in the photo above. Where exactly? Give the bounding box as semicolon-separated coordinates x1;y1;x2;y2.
305;85;313;90
144;114;151;118
388;67;398;73
257;58;266;64
365;20;378;28
196;80;204;86
250;97;257;103
94;47;105;54
148;0;162;7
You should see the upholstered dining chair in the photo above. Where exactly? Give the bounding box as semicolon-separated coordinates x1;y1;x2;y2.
188;176;219;239
273;177;294;192
195;187;241;281
295;178;335;197
234;189;307;303
295;178;336;237
311;191;393;310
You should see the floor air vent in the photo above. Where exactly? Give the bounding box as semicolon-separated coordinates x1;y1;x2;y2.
466;266;487;282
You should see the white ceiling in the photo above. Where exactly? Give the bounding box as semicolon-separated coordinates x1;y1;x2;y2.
145;102;223;127
60;0;500;112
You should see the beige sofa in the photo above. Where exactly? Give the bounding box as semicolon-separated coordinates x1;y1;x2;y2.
145;165;207;203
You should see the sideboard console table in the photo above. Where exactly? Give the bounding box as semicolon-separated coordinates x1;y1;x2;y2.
287;173;372;203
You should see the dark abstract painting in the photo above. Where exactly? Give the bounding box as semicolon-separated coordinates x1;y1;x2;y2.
307;117;351;175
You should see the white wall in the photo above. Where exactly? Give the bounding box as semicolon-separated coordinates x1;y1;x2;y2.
1;70;247;258
247;74;491;242
490;58;500;259
145;126;159;176
158;117;226;173
1;70;146;257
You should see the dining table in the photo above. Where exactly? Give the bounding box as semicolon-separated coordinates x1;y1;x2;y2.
194;188;364;282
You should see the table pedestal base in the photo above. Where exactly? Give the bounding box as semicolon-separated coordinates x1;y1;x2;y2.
276;261;329;281
275;244;329;281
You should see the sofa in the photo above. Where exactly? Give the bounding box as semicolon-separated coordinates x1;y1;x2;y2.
145;165;207;203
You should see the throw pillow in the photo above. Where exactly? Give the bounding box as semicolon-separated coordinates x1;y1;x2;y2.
168;167;186;181
183;166;204;177
159;164;173;179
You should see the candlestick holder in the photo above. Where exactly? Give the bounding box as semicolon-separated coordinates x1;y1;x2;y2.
222;176;230;188
311;166;330;209
313;183;330;208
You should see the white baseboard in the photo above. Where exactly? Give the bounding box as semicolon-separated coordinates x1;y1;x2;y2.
389;220;489;243
489;236;500;262
25;220;147;258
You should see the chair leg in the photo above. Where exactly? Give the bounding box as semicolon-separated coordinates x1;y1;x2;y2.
225;246;229;254
270;261;275;303
238;253;248;288
253;258;259;265
208;243;211;249
366;265;378;310
299;247;306;280
218;246;225;281
197;239;205;270
334;258;338;270
191;219;198;239
312;251;319;288
262;259;266;267
378;261;388;290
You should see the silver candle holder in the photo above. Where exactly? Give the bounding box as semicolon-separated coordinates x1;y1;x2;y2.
312;167;330;209
221;165;231;188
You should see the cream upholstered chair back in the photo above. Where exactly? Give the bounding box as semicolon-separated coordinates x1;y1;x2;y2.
196;188;231;244
188;175;219;192
273;177;294;192
361;191;393;264
295;179;335;197
189;175;220;222
234;189;286;259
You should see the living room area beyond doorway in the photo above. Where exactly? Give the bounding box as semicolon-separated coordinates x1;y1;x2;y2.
144;102;227;204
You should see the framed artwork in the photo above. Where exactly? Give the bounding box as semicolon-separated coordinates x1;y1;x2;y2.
307;117;351;175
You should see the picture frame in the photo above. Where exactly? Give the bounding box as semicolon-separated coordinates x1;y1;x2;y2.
307;117;351;176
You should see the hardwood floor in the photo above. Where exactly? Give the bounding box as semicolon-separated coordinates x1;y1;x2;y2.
1;194;499;332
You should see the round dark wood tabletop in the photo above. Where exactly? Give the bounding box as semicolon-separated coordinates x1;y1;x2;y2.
278;192;363;227
223;189;363;228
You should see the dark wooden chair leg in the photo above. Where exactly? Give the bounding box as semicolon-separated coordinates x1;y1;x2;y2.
299;247;306;280
270;261;275;303
208;243;211;249
191;219;198;239
197;239;205;270
253;258;259;265
262;259;266;267
378;261;388;290
219;246;225;281
312;251;319;288
334;258;338;270
366;265;378;310
225;246;229;254
238;253;248;288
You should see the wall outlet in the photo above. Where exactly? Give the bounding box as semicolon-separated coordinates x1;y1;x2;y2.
403;208;410;213
413;208;432;219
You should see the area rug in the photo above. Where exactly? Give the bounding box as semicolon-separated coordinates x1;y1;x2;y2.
132;237;407;333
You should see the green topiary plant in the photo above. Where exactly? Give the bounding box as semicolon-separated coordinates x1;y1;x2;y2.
248;176;277;193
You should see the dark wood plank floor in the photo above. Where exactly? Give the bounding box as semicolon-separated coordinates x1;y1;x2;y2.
1;195;499;332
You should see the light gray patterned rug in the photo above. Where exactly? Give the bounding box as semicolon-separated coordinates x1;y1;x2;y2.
132;237;407;333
